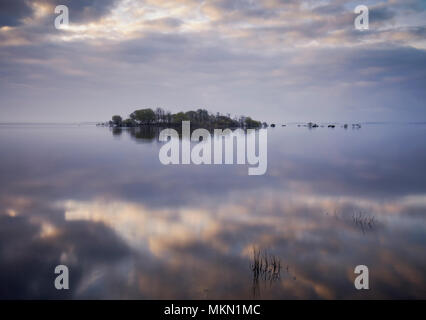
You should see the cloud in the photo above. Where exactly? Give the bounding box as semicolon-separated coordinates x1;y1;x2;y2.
0;0;120;27
0;0;33;27
0;0;425;122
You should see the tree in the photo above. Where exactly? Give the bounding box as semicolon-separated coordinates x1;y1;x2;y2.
197;109;209;123
155;107;165;123
185;111;197;123
244;117;261;128
112;115;122;126
166;111;172;124
130;108;156;125
172;112;189;123
238;116;246;127
112;108;263;128
122;118;137;127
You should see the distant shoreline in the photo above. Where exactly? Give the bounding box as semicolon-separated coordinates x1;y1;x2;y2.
1;121;426;126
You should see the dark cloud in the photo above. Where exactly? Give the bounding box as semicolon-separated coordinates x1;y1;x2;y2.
313;3;345;15
214;0;279;19
47;0;119;23
369;6;396;24
0;0;119;27
0;0;32;27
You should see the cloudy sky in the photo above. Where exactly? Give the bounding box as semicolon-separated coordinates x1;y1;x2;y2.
0;0;425;123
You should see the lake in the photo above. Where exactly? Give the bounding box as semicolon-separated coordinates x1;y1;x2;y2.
0;123;425;299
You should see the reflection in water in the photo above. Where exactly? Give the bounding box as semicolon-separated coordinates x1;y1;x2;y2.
127;127;159;142
352;211;376;235
324;210;378;235
115;125;258;142
0;124;425;299
250;248;282;299
111;126;159;141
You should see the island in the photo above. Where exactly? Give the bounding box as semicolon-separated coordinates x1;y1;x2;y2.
98;108;265;129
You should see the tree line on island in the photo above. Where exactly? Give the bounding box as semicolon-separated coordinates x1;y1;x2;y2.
100;107;265;128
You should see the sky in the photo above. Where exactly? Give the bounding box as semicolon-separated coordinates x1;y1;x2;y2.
0;0;425;123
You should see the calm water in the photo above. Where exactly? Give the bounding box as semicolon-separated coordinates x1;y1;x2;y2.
0;123;425;299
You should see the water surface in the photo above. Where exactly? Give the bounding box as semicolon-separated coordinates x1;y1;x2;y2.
0;123;425;299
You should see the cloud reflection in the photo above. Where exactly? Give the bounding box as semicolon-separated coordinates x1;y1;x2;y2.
0;125;425;298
